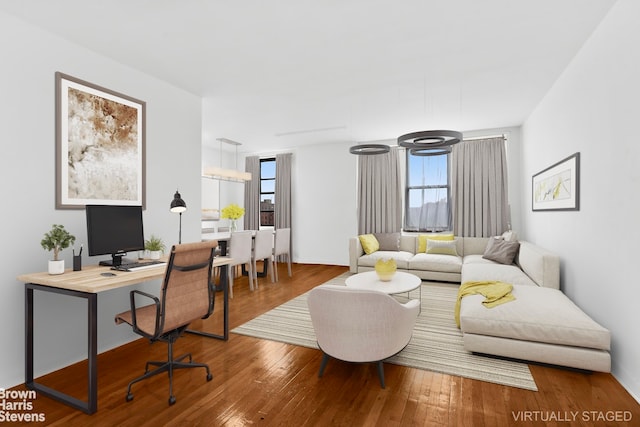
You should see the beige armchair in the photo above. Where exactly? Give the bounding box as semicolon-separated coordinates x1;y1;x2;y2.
307;284;420;388
115;241;217;405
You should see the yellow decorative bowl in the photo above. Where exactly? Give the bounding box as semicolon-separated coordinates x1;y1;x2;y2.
375;258;397;282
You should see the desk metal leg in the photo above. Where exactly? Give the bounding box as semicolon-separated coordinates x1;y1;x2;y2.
25;283;98;414
187;263;229;341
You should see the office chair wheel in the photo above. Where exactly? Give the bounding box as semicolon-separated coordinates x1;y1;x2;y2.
126;393;134;402
169;396;176;405
206;373;213;381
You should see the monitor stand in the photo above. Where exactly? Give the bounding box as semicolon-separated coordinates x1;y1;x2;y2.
99;253;136;267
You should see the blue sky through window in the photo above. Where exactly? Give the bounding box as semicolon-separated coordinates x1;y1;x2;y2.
261;160;275;179
408;154;447;205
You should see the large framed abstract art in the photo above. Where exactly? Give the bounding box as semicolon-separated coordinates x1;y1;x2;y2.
532;152;580;211
55;72;146;209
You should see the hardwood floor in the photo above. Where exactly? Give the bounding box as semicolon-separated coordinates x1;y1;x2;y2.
12;263;640;426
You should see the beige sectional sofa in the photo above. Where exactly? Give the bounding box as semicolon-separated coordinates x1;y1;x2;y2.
348;233;611;372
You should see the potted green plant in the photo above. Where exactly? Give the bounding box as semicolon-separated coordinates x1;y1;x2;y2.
41;224;76;275
145;235;166;260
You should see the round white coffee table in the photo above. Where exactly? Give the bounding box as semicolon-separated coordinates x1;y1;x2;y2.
345;271;422;309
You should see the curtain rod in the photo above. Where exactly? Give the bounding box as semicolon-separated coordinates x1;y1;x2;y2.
463;134;508;141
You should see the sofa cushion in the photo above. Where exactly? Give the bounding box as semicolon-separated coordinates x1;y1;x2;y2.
459;286;610;350
463;254;497;265
417;233;454;253
426;239;458;256
358;234;379;254
462;262;537;287
408;253;462;273
483;238;520;265
358;251;414;269
399;235;417;253
461;237;490;257
374;232;400;251
516;241;560;290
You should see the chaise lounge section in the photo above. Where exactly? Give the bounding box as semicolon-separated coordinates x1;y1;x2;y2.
459;237;611;372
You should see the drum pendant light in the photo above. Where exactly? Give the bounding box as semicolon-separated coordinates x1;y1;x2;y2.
349;143;391;155
397;130;462;150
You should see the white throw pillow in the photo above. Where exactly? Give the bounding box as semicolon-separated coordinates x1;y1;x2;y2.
501;230;518;242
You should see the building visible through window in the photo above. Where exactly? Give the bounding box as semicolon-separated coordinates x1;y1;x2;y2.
260;158;276;226
405;151;450;232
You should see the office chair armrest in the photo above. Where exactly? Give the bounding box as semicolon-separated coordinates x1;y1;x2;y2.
129;289;161;339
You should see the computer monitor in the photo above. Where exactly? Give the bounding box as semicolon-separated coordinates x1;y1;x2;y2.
85;205;145;267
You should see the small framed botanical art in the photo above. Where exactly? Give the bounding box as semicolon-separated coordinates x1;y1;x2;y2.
55;72;146;209
532;152;580;211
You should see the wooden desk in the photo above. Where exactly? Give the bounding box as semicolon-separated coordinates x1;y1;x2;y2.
18;256;232;415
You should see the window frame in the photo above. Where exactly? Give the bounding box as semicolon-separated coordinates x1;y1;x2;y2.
404;150;452;232
259;157;276;227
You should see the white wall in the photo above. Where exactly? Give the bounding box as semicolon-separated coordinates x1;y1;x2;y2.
0;12;202;389
294;142;358;265
521;0;639;401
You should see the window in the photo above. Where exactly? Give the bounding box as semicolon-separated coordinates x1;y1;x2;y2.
260;158;276;226
404;151;450;232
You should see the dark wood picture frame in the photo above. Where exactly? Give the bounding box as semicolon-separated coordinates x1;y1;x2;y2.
55;72;146;209
532;152;580;211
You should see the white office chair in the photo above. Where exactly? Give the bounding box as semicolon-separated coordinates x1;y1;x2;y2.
252;229;274;287
272;227;291;282
307;284;420;388
228;231;254;298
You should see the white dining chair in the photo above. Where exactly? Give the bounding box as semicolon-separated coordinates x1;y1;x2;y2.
252;229;274;287
272;228;291;282
228;231;254;298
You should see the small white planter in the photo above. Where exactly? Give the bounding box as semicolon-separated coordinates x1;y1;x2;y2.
48;260;65;275
149;250;162;260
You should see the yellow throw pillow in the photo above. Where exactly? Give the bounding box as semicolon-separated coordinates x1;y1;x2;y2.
358;234;379;255
426;239;458;256
418;233;454;253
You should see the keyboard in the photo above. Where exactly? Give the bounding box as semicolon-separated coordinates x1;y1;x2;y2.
112;260;167;272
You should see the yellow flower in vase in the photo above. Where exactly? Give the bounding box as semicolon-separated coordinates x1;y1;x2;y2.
221;204;245;220
221;204;245;232
375;258;397;281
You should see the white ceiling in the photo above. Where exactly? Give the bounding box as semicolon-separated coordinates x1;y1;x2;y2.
1;1;617;153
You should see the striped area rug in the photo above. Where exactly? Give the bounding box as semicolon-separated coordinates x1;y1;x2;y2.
232;273;537;391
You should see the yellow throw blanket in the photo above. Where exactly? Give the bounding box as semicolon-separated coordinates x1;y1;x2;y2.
455;281;515;328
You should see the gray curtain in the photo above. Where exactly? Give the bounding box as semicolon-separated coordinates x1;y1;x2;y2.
275;153;292;229
243;155;260;230
451;137;509;237
357;146;402;234
275;153;292;261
